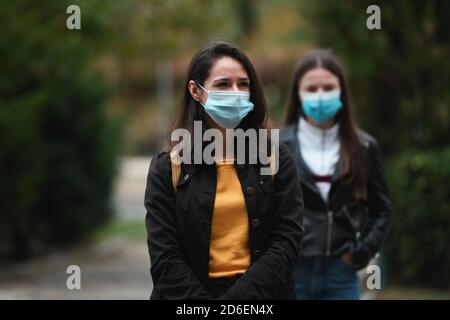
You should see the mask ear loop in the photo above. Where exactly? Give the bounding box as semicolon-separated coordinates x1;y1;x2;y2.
194;82;206;122
194;82;209;156
195;82;208;108
196;82;206;92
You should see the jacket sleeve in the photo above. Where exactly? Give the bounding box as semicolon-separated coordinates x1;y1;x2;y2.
219;144;304;299
145;152;212;300
350;139;394;270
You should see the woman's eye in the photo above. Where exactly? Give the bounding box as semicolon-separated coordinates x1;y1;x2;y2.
306;86;318;92
239;82;250;88
324;85;335;91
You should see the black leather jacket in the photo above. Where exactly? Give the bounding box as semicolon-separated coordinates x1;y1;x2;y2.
280;124;393;270
144;143;303;299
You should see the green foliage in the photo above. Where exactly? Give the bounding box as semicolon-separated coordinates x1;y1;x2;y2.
385;148;450;288
0;1;121;260
298;0;450;154
296;0;450;290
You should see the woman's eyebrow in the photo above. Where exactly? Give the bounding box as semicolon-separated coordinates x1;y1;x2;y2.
211;77;230;83
211;76;250;83
303;80;336;86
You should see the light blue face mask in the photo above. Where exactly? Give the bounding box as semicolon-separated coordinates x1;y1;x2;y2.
300;89;343;124
197;83;254;129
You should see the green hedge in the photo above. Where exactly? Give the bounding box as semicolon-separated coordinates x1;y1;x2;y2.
385;148;450;289
0;1;121;260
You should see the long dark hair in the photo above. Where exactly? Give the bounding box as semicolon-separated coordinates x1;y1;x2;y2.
167;41;271;161
285;49;367;200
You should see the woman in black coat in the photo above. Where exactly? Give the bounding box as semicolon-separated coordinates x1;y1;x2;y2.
145;41;303;300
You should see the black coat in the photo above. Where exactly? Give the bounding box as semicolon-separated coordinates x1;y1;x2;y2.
144;143;304;300
280;124;393;270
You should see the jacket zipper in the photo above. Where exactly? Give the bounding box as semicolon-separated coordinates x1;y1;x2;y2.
296;131;334;257
322;130;333;257
326;204;333;256
298;168;334;256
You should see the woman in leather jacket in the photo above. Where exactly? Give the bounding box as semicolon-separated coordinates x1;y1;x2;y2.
281;49;393;300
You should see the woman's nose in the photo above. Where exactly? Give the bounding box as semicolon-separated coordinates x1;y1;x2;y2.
231;83;240;91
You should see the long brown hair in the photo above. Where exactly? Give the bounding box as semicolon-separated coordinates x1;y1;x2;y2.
285;49;367;200
168;41;271;162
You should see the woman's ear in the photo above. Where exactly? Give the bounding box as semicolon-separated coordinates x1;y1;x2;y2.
188;80;202;102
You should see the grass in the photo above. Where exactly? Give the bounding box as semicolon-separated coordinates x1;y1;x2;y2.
375;286;450;300
93;219;147;242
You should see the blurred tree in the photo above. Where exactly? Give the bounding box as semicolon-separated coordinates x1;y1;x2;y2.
0;0;121;260
385;148;450;288
298;0;450;154
234;0;258;38
103;0;244;152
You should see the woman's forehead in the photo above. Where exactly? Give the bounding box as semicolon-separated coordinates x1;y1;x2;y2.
208;56;248;81
301;68;339;84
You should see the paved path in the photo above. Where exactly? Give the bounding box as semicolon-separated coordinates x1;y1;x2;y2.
113;156;152;221
0;238;152;299
0;157;153;300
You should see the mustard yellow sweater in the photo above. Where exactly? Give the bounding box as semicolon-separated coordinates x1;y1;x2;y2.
208;160;250;278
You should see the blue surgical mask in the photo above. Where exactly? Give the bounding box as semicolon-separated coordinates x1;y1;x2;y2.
197;83;254;129
300;89;343;124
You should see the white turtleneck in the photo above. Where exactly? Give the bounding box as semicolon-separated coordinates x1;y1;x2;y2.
298;117;340;201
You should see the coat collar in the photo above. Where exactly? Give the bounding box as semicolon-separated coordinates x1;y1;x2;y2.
281;123;344;194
